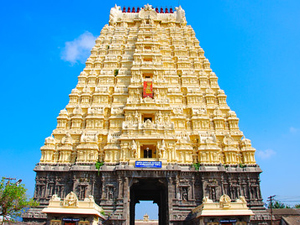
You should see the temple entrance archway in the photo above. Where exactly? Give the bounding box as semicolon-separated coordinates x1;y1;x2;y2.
130;178;168;225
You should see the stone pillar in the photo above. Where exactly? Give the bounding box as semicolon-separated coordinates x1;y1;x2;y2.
118;175;122;199
191;177;195;199
167;176;173;224
101;176;106;199
124;177;129;225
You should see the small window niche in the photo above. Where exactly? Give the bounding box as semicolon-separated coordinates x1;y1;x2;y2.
141;145;156;158
143;73;153;80
142;114;154;123
143;57;152;62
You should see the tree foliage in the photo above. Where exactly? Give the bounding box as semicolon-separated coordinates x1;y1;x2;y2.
295;204;300;208
0;177;38;223
269;200;290;209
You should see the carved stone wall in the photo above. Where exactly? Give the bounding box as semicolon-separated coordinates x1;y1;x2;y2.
24;165;269;224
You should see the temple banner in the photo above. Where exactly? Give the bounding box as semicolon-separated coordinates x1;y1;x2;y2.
135;161;162;168
143;81;153;98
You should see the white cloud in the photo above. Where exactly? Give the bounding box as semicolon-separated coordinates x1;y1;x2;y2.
61;31;97;64
289;127;299;134
257;149;276;159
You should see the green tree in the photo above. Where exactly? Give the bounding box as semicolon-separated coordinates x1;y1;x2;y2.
269;200;290;209
0;177;38;224
295;204;300;208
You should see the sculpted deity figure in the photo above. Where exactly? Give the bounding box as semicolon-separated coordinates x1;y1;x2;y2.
109;5;122;25
134;111;140;124
154;89;160;99
186;120;190;129
144;119;152;128
164;115;170;124
175;6;186;23
159;140;166;158
131;140;137;158
182;187;188;201
223;134;235;146
108;187;114;200
220;194;231;208
126;113;133;125
156;111;163;125
73;105;81;115
62;133;72;145
200;133;216;144
214;107;223;117
63;192;78;207
53;151;59;162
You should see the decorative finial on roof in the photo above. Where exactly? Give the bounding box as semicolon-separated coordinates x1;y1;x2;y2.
144;4;153;11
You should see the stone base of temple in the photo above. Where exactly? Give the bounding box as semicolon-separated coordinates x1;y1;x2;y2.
24;164;271;225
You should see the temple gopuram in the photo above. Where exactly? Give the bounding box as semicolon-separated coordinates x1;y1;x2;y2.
23;4;271;225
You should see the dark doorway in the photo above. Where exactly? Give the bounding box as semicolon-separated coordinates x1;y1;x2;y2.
141;145;156;158
130;178;168;225
143;149;152;158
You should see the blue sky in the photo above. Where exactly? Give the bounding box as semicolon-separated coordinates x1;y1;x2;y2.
1;0;300;220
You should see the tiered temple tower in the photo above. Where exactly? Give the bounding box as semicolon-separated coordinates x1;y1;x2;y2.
25;4;270;225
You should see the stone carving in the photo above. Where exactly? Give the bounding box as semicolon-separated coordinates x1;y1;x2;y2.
144;119;153;128
73;105;82;115
62;133;72;145
139;4;157;20
158;140;166;158
111;107;123;115
109;5;122;25
219;194;231;208
131;140;137;158
63;192;78;207
80;131;98;143
51;194;60;201
175;6;186;23
144;4;153;11
223;134;235;146
45;136;55;145
107;186;115;200
200;133;216;144
238;196;247;204
241;136;251;145
173;107;183;115
181;187;188;201
202;196;213;203
128;89;140;104
213;107;223;117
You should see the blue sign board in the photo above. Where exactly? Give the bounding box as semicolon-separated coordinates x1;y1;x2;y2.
135;161;162;168
220;219;237;223
63;218;80;222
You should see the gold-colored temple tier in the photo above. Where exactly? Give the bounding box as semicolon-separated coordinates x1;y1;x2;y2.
39;4;256;165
